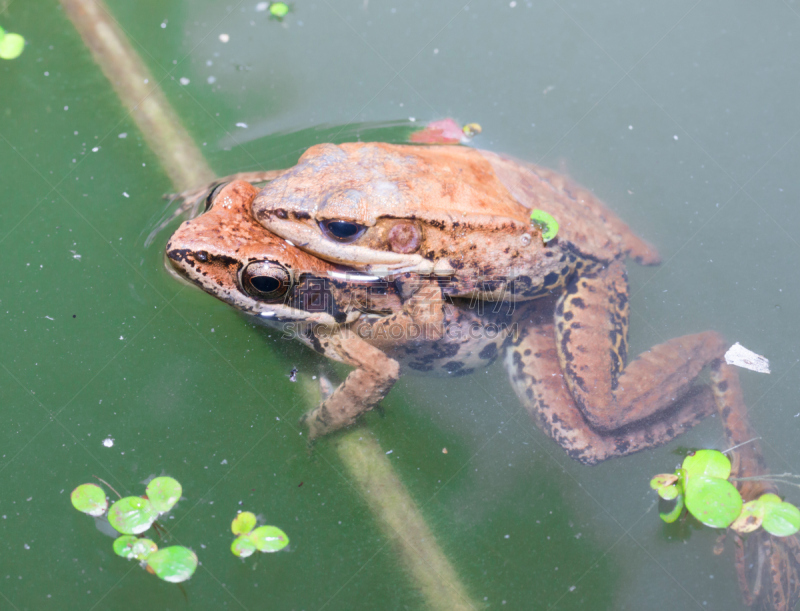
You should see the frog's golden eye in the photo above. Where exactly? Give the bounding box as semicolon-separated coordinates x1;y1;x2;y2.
319;220;367;243
204;182;230;212
241;261;292;301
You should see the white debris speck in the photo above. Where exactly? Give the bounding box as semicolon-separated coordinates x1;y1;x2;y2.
122;192;129;198
433;48;439;54
236;122;248;128
409;116;416;122
207;76;217;84
569;586;576;592
221;459;228;465
510;1;517;6
91;146;100;152
102;437;114;448
543;85;555;95
64;106;69;111
70;250;81;260
161;20;167;29
628;125;633;130
119;336;124;340
45;316;54;321
725;343;770;374
673;134;679;140
219;33;230;43
24;543;30;550
256;1;269;10
386;450;393;455
118;132;127;138
179;77;190;85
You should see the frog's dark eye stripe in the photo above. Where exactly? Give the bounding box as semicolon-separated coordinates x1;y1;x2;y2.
241;261;292;301
204;182;230;212
319;220;367;243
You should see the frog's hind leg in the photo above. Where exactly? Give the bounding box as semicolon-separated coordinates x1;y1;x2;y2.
556;259;727;433
506;301;715;465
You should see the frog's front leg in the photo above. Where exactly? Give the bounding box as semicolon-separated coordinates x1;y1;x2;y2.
302;326;400;439
556;259;727;432
506;299;716;464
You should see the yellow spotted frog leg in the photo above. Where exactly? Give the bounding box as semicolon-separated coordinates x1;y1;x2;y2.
710;362;800;611
505;298;716;464
556;258;729;432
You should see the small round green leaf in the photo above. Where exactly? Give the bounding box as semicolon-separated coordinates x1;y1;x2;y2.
682;450;731;480
684;476;742;528
145;477;182;514
113;535;141;559
250;525;289;552
231;535;257;558
650;474;678;490
762;501;800;537
530;210;559;242
759;493;783;505
0;32;25;60
71;483;108;517
108;496;158;535
270;2;289;18
657;485;679;501
231;511;257;536
0;26;6;38
146;546;198;583
114;536;157;560
659;494;684;524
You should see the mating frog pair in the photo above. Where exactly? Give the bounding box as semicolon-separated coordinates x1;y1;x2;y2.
168;153;731;465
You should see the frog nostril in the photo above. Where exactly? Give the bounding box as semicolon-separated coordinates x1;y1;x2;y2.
319;220;367;243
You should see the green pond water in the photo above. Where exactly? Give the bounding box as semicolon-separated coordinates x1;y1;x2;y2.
2;1;800;609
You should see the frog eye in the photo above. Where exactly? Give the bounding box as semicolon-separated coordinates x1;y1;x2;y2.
241;261;292;301
204;182;230;212
319;220;367;243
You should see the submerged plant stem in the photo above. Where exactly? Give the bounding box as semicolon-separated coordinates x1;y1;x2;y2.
335;429;478;611
59;0;215;192
62;2;476;606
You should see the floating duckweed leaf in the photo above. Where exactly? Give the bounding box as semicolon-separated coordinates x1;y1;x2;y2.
657;484;679;501
650;474;678;490
682;450;731;480
759;493;782;505
684;476;742;528
231;511;257;536
231;535;257;558
530;210;559;242
659;494;684;523
0;32;24;60
113;535;141;559
145;477;182;514
269;2;289;18
113;536;157;560
146;546;198;583
108;496;158;535
250;525;289;553
731;500;766;534
71;483;108;517
762;501;800;537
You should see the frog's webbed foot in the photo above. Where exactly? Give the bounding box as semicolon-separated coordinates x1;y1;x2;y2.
556;259;727;433
505;300;716;464
301;328;400;439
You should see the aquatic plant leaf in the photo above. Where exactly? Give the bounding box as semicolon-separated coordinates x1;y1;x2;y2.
145;477;182;514
70;483;108;517
762;501;800;537
113;535;141;559
530;210;559;242
108;496;158;535
657;484;679;501
759;493;782;505
0;32;24;60
250;525;289;552
682;450;731;481
684;476;742;528
730;500;765;534
270;2;289;18
231;511;257;536
650;474;678;490
114;536;157;560
231;535;257;558
659;494;684;523
146;546;198;583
